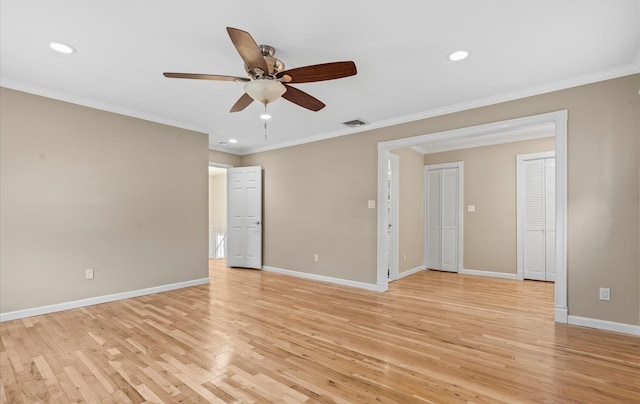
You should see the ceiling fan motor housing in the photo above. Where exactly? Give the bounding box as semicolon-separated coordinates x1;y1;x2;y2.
244;45;285;78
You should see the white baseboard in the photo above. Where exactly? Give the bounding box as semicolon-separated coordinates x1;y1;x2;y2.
555;307;568;323
262;266;384;292
396;266;425;279
459;268;518;280
0;278;210;322
568;315;640;336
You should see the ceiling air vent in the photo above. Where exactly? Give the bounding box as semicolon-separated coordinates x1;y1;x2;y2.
342;119;368;128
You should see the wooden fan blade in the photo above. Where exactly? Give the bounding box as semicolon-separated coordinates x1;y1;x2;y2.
277;61;357;83
163;72;249;82
282;84;325;111
226;27;269;74
230;93;254;112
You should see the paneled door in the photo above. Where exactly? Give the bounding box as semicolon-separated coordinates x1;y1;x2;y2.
426;163;461;273
227;166;262;269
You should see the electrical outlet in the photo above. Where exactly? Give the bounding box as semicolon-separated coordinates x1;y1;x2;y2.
599;287;610;301
314;254;319;262
85;268;94;280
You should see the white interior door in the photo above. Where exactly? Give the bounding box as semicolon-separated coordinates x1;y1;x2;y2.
426;165;459;273
426;170;442;270
519;154;555;281
227;166;262;269
441;168;459;272
523;159;546;280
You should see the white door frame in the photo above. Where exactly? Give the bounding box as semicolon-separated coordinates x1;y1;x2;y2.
208;162;232;260
387;153;400;279
377;110;568;323
516;151;556;281
424;161;464;272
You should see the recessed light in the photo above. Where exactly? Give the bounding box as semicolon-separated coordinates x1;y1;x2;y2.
229;139;238;144
448;50;469;61
49;41;76;54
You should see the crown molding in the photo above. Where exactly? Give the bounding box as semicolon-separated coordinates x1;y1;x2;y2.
238;62;639;155
3;61;638;157
0;78;208;135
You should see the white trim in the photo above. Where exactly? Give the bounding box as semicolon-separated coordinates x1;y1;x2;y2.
396;266;425;280
209;162;233;168
0;278;210;322
516;151;555;162
378;110;568;325
554;111;568;323
459;268;518;280
387;153;400;280
555;308;568;323
414;125;554;155
516;151;556;281
568;315;640;336
377;146;390;292
262;266;385;292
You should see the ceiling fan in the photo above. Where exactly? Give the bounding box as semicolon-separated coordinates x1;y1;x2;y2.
163;27;357;112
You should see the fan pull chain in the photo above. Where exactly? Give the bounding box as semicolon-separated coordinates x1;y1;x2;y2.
263;103;268;141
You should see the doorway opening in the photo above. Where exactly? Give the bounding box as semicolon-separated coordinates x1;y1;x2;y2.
377;110;568;323
208;164;230;260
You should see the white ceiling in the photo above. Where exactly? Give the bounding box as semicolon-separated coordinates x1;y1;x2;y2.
1;1;638;155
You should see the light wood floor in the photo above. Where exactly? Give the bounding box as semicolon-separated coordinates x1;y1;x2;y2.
1;260;639;403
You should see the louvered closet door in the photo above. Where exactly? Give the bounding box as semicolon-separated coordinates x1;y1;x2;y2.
523;158;555;281
523;159;546;280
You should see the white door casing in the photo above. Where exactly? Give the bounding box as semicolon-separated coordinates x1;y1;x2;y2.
227;166;263;269
378;110;567;323
387;154;400;279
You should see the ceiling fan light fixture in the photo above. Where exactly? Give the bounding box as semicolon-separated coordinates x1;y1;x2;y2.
244;79;286;104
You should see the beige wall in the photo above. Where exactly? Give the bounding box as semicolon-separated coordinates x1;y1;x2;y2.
208;173;227;227
0;88;209;313
1;74;638;327
391;148;425;273
209;149;241;167
241;74;639;326
242;135;379;283
424;137;555;274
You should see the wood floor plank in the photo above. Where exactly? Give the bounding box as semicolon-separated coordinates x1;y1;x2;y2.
1;259;639;403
